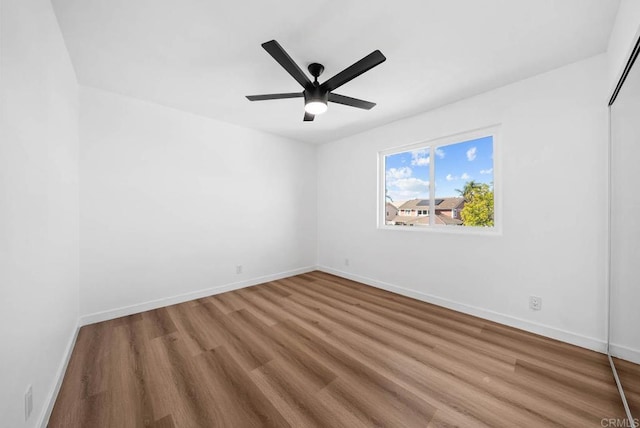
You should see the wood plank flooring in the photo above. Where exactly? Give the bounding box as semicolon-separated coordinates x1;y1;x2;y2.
49;271;635;427
613;357;640;419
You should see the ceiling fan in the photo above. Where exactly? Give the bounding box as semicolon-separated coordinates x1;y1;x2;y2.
246;40;386;122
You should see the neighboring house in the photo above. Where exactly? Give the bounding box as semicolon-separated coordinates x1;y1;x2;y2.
390;200;406;209
385;202;399;224
392;198;464;226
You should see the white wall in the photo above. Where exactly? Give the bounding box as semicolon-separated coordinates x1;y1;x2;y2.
78;87;317;320
607;0;640;364
610;62;640;364
318;54;609;351
0;0;79;427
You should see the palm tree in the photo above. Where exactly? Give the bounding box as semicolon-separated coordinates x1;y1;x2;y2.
455;180;482;202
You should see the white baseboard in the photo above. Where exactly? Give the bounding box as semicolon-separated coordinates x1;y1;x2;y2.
38;323;80;428
317;266;608;354
79;266;317;326
610;343;640;365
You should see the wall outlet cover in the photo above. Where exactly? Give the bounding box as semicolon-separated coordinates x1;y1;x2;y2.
529;296;542;311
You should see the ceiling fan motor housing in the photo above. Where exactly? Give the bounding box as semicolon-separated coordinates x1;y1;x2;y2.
304;85;328;104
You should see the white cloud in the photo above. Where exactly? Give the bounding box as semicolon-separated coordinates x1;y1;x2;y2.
480;168;493;174
386;167;412;182
386;170;429;200
393;177;429;191
387;178;429;200
409;148;443;165
411;149;430;166
466;147;477;161
388;189;429;200
446;173;471;181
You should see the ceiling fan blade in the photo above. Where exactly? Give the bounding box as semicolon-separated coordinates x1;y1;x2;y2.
303;112;315;121
321;50;386;92
262;40;312;89
328;93;376;110
246;92;303;101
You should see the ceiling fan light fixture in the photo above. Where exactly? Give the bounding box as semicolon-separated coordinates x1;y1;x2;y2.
304;86;329;115
304;100;328;115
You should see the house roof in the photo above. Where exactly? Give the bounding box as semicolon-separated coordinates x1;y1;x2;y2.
391;215;429;226
436;198;465;210
398;198;464;211
389;200;407;209
435;214;463;226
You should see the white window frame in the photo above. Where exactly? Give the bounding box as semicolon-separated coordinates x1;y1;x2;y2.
378;125;501;235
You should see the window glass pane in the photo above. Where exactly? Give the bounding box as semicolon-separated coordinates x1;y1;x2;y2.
384;147;430;227
434;136;494;227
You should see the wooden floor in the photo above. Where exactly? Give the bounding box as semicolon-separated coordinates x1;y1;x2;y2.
50;271;637;427
613;357;640;419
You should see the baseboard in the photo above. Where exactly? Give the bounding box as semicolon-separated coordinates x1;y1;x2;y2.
38;322;80;428
317;266;608;354
610;343;640;365
79;266;317;326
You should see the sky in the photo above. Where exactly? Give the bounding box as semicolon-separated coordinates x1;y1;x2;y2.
385;136;493;202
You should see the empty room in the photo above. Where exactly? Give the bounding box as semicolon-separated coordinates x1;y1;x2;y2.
3;0;640;427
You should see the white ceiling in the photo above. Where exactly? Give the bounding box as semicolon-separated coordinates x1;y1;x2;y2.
51;0;620;144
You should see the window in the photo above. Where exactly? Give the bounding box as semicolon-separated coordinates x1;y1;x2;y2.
380;127;497;230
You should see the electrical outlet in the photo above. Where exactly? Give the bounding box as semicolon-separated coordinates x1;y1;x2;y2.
344;258;350;267
236;265;242;274
529;296;542;311
25;385;32;421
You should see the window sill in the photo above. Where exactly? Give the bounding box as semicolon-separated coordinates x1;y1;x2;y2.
377;224;502;236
